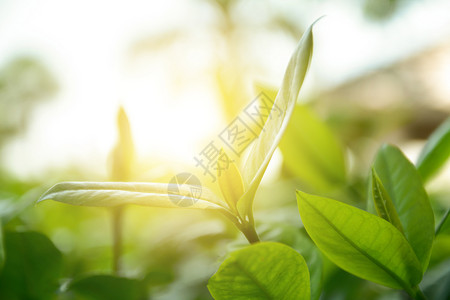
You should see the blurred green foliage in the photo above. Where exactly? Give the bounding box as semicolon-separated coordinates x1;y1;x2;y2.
0;1;449;299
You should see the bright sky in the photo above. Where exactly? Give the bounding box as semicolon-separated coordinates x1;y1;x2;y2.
1;0;450;179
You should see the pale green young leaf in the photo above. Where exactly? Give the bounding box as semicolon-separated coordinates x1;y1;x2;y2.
208;242;310;300
279;104;346;191
217;149;244;213
297;191;422;290
239;19;318;220
38;182;227;210
417;117;450;182
373;144;434;271
371;168;404;234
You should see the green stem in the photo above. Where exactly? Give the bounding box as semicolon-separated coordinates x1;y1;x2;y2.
218;209;260;244
408;285;427;300
241;223;260;244
112;206;124;275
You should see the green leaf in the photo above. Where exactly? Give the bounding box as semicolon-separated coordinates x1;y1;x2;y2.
218;149;245;213
208;242;310;300
68;275;145;300
371;168;404;234
417;117;450;182
38;181;227;210
259;224;323;300
0;231;62;300
239;19;318;220
279;104;346;191
373;144;434;271
436;209;450;236
297;191;423;291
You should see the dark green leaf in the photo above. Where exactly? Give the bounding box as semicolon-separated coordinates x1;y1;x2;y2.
373;144;434;271
297;191;422;290
0;231;62;300
208;242;310;300
417;117;450;182
68;275;145;300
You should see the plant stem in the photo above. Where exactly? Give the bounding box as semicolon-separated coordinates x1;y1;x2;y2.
241;223;260;244
218;208;260;244
409;285;427;300
112;206;124;275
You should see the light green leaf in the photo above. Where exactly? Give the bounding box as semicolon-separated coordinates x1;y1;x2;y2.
208;242;310;300
240;19;318;220
38;181;227;210
279;104;346;191
436;209;450;236
259;224;323;300
371;168;404;234
297;191;423;290
417;117;450;182
218;149;245;214
373;144;434;271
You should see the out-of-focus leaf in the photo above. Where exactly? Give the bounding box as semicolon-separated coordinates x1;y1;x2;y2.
0;223;4;271
38;181;226;210
259;224;323;300
417;117;450;182
279;104;346;191
297;191;422;290
371;168;404;234
421;258;450;300
218;149;244;214
373;145;434;271
239;19;318;221
208;242;310;300
68;275;145;300
428;235;450;268
0;231;62;300
436;209;450;236
111;106;135;181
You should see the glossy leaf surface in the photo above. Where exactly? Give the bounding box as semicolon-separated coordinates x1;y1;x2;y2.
297;191;422;290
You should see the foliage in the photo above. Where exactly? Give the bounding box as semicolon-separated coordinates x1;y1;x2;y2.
0;17;449;300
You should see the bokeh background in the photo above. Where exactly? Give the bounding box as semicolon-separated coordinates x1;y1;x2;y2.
0;0;449;299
